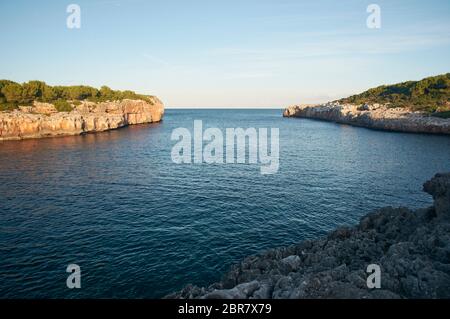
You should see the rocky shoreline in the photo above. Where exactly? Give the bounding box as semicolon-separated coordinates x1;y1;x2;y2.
167;173;450;299
0;97;164;141
283;103;450;135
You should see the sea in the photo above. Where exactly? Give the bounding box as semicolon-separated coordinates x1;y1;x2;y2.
1;109;449;298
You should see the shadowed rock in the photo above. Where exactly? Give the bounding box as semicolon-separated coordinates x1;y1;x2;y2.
166;173;450;299
424;173;450;219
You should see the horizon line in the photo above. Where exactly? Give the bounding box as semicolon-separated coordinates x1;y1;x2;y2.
164;106;286;110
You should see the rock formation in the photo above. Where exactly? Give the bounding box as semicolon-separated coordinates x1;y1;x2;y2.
167;173;450;299
0;98;164;141
283;103;450;135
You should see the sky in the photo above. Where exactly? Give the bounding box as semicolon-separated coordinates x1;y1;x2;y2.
0;0;449;108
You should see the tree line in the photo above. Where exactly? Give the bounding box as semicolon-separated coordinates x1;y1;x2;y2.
338;73;450;114
0;80;154;111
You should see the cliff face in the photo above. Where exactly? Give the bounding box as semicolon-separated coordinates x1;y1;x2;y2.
283;103;450;135
167;173;450;299
0;98;164;141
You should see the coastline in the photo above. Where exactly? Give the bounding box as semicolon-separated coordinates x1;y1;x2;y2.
283;103;450;135
167;173;450;299
0;98;164;141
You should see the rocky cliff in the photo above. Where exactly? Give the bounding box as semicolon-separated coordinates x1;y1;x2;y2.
0;98;164;140
167;173;450;299
283;103;450;135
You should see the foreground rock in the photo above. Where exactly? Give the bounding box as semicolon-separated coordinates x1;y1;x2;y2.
0;98;164;141
283;102;450;134
167;173;450;299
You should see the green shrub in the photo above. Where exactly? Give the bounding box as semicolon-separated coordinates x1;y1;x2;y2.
1;82;23;103
53;99;73;112
0;102;19;112
339;73;450;113
22;81;46;103
0;80;155;111
42;85;57;101
432;111;450;119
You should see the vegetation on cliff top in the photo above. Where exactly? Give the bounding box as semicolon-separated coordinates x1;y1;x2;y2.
338;73;450;116
0;80;155;112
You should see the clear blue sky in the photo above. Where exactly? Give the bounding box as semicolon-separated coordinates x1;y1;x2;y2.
1;0;449;107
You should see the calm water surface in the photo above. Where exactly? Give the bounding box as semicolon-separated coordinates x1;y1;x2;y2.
1;109;450;298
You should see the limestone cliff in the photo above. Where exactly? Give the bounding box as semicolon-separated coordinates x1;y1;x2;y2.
283;103;450;135
0;98;164;141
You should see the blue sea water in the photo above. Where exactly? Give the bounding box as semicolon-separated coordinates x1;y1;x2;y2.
0;109;449;298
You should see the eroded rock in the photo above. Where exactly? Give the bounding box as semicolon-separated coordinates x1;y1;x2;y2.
0;98;164;141
283;103;450;135
166;173;450;299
